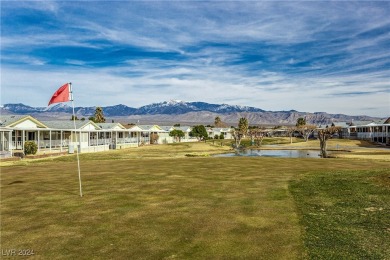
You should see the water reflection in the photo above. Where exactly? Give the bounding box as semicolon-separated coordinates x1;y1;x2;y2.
214;149;320;158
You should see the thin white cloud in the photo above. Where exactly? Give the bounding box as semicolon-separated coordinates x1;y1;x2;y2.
1;1;389;117
2;63;388;117
1;55;47;66
3;1;60;13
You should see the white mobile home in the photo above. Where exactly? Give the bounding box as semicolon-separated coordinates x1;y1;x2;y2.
0;115;153;156
347;122;390;145
138;125;166;144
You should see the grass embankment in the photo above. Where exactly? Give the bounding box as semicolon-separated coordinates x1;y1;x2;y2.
1;142;389;259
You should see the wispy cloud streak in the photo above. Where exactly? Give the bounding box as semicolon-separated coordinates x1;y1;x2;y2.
1;1;389;117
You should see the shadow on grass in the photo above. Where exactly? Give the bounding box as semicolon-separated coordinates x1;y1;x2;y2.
8;180;24;185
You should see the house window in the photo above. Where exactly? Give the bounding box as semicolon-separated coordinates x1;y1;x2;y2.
28;132;35;140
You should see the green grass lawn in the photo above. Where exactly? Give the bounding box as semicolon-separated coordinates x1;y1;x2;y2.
1;143;389;259
290;169;390;259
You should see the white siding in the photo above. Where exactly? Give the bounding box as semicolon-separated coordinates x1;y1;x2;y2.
14;119;40;129
81;123;97;130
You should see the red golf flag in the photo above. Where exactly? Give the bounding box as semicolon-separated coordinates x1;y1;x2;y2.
48;83;70;106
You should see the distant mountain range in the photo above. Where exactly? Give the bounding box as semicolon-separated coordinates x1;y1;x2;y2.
1;100;264;115
1;100;384;125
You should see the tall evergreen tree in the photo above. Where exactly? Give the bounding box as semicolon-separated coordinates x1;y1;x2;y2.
94;107;106;123
296;117;306;126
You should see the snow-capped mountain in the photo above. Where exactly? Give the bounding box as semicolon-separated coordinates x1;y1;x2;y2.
2;103;45;113
189;102;265;113
103;104;137;116
135;100;264;115
44;103;73;112
1;100;382;125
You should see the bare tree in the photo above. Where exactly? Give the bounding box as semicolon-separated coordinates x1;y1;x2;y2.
297;125;317;142
286;126;296;144
150;133;159;144
248;128;268;147
317;126;341;158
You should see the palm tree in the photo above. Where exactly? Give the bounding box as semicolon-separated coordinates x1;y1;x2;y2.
214;116;222;127
238;117;248;134
232;117;248;148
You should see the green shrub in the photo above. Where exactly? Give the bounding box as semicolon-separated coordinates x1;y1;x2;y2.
214;134;219;139
24;141;38;155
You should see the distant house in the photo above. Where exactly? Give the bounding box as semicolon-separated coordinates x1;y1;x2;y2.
212;127;234;139
206;127;234;139
316;122;350;139
349;122;389;145
160;126;175;132
138;125;165;144
42;120;106;153
0;115;155;156
159;126;177;144
337;118;390;145
125;125;150;145
0;126;13;158
96;122;137;149
174;126;197;142
1;115;50;152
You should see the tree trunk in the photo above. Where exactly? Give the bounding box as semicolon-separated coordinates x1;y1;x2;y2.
317;127;340;158
320;138;327;158
235;137;241;148
305;132;311;142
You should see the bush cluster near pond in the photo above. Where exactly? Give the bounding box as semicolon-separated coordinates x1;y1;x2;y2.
1;142;389;259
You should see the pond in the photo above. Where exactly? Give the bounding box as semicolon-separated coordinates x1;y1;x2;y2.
213;149;321;158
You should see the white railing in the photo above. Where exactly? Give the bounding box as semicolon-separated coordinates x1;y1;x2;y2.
89;138;112;146
140;137;150;145
116;137;138;144
11;141;23;150
357;132;389;140
39;140;69;148
11;140;70;150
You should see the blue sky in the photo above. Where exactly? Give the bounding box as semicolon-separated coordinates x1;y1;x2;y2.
1;1;389;117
